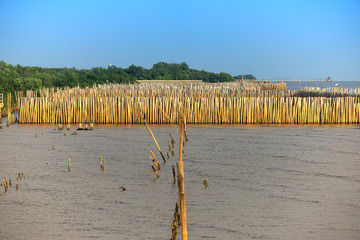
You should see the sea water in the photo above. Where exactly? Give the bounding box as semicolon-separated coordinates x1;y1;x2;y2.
0;123;359;239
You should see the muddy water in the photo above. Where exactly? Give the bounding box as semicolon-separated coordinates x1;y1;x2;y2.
0;122;359;239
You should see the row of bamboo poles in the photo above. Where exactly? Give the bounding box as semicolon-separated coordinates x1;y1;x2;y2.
303;86;360;95
19;96;360;124
17;83;359;102
19;81;289;99
253;81;287;91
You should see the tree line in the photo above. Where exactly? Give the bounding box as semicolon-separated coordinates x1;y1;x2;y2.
0;60;256;104
234;74;256;80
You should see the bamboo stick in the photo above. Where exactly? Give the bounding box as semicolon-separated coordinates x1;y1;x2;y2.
151;165;160;178
177;111;187;240
149;147;161;169
100;156;104;171
17;83;360;125
168;140;175;156
204;178;208;187
149;155;161;170
142;116;166;163
2;178;8;192
169;134;175;146
172;165;176;184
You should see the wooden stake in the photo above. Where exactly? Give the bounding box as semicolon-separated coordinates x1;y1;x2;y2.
68;158;71;171
178;111;187;240
204;178;208;187
143;118;166;163
168;140;172;151
7;93;11;126
168;140;175;155
175;202;181;226
184;114;188;142
149;155;161;170
99;156;105;171
171;220;177;240
172;165;176;184
151;165;160;178
2;178;7;192
169;134;175;145
149;147;161;168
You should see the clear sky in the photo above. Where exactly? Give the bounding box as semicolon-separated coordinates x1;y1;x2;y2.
0;0;359;80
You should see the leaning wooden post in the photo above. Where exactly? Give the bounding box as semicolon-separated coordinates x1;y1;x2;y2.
177;111;187;240
142;114;166;163
168;140;175;156
149;147;161;169
169;134;176;146
149;155;161;170
151;165;160;178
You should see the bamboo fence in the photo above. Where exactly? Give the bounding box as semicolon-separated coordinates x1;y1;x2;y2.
17;82;360;124
303;86;360;95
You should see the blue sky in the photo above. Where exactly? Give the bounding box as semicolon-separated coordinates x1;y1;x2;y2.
0;0;359;80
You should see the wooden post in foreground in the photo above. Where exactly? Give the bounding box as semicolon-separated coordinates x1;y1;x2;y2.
177;111;187;240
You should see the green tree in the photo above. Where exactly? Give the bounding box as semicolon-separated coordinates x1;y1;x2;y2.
234;74;256;80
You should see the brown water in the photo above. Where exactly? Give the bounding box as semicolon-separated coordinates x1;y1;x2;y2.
0;121;360;239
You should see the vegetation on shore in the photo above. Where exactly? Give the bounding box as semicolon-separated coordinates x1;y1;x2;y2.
0;60;249;93
0;60;256;116
234;74;256;80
